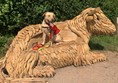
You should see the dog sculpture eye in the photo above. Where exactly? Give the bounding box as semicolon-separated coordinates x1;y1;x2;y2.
48;15;50;17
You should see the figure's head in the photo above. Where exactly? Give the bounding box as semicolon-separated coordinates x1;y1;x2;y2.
43;12;55;23
84;7;116;35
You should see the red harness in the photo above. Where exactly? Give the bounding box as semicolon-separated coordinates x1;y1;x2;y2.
49;24;60;39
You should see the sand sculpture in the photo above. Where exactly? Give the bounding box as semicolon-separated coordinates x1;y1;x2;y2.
0;7;116;82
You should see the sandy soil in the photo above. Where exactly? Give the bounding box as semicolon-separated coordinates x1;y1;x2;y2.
7;51;118;83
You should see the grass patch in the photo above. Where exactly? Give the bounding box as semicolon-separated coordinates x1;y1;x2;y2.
0;35;14;58
89;35;118;51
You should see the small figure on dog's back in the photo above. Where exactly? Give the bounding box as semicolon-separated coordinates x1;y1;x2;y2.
41;12;55;45
32;12;60;50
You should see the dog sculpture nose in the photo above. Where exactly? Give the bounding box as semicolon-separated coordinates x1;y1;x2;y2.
52;18;55;22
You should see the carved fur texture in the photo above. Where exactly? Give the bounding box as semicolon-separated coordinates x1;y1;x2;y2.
0;7;116;79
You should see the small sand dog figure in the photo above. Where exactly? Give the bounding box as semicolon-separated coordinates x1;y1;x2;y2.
33;12;60;50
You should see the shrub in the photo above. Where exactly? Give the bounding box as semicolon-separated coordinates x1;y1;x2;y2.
89;35;118;51
0;35;14;58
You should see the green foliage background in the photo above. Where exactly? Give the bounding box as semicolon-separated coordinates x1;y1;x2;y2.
0;0;118;35
0;0;118;57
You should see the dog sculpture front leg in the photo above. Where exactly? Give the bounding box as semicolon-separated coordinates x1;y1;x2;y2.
33;65;55;77
74;43;107;66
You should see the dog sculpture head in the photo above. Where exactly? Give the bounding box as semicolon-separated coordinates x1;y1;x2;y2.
43;12;55;23
84;7;116;35
69;7;116;43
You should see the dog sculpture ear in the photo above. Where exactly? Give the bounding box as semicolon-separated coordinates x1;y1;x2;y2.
42;12;47;17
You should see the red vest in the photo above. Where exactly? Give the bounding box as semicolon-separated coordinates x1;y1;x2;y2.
49;25;60;35
49;24;60;39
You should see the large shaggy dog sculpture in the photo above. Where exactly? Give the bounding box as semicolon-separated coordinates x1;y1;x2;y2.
0;7;116;82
